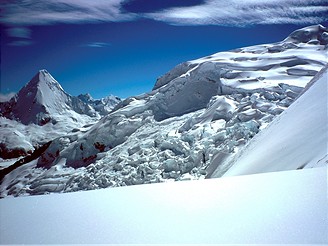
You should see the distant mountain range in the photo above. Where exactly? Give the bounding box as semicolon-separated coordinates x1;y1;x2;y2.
0;70;120;159
0;70;120;125
0;24;327;197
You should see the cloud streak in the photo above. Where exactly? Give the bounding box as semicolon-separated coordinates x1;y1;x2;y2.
0;0;327;28
82;42;112;48
7;40;34;46
7;40;33;46
7;27;31;38
0;0;135;25
145;0;328;26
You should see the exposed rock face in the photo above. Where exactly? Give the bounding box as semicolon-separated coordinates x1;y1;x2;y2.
0;70;98;125
77;93;121;116
0;70;122;160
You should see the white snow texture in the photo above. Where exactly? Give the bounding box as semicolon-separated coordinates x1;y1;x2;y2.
0;166;326;244
0;23;327;245
212;65;328;177
0;24;327;198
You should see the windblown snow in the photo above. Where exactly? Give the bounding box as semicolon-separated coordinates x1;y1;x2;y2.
211;65;328;177
1;166;326;244
0;24;327;197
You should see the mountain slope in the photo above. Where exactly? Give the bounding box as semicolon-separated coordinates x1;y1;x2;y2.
1;70;98;125
1;25;327;197
78;93;121;116
1;167;326;244
50;24;327;169
0;70;121;159
210;66;328;178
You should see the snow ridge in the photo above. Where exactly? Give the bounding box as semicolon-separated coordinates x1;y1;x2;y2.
1;25;327;197
1;69;92;125
78;93;121;116
211;66;328;177
0;70;121;160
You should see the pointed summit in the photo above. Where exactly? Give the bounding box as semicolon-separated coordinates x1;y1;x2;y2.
2;70;70;125
29;69;54;84
0;69;122;126
0;70;97;125
23;69;65;98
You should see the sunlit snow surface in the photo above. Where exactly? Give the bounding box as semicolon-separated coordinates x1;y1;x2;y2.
0;167;326;244
0;70;120;158
211;66;328;177
1;25;328;197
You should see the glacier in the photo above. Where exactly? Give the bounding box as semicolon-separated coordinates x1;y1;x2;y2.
213;66;328;177
0;24;327;197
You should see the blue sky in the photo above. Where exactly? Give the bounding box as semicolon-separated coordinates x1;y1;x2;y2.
1;0;327;99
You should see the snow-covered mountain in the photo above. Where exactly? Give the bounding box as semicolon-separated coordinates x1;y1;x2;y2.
1;24;327;197
210;66;328;177
77;93;121;116
1;70;91;125
0;70;121;159
0;69;120;125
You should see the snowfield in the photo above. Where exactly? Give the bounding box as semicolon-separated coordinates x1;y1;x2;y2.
0;24;327;197
0;166;326;244
211;66;328;177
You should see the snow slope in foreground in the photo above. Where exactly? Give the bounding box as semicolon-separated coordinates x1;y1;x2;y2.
211;66;328;178
0;166;326;244
1;25;327;197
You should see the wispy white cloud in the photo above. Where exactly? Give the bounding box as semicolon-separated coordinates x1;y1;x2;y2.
145;0;328;26
6;27;33;46
82;42;112;48
0;0;135;26
7;40;34;46
0;92;16;102
0;0;326;28
7;27;31;38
